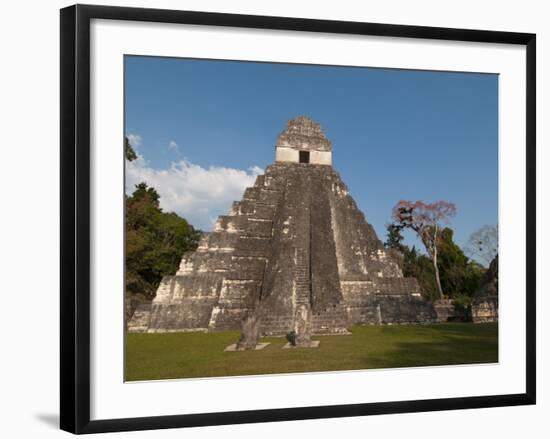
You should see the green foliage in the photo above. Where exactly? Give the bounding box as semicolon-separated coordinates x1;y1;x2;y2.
452;293;473;308
386;225;486;302
126;183;201;299
437;228;484;299
402;246;439;301
462;262;485;297
437;228;468;297
125;136;137;161
384;224;406;252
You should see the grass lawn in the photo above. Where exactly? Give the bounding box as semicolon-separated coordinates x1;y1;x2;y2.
125;322;498;381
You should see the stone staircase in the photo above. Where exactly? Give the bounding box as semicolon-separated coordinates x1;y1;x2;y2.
295;247;312;307
356;304;382;325
260;314;294;336
311;303;351;335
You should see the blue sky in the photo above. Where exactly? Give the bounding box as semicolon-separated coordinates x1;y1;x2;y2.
125;55;498;253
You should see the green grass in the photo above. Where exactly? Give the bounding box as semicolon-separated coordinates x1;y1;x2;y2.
125;322;498;381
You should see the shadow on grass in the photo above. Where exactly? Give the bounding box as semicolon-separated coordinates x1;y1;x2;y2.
364;324;498;369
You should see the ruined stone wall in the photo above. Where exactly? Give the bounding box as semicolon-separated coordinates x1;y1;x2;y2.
339;278;436;324
472;256;498;323
127;302;152;333
472;297;498;323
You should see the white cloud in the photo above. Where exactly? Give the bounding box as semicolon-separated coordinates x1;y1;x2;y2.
126;154;263;230
168;140;180;154
127;133;142;148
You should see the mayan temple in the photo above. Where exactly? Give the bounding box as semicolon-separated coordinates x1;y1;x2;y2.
128;116;437;335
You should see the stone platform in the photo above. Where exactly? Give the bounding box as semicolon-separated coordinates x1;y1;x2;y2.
224;342;271;352
282;341;320;349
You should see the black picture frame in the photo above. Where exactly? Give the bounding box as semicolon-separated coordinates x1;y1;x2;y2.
60;4;536;434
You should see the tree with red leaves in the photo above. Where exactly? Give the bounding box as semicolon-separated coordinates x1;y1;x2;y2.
391;200;457;300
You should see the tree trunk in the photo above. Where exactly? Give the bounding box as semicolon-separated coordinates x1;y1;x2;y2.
432;226;444;300
433;250;444;300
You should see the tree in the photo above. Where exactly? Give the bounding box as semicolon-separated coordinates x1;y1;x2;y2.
402;246;439;301
384;223;406;252
125;136;137;161
465;225;498;267
391;200;457;299
437;227;484;299
125;183;201;299
385;222;485;303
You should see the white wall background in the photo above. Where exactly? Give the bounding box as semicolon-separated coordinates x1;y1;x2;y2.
0;0;546;437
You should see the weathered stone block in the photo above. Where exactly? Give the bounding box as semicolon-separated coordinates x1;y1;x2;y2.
127;302;152;333
227;256;266;280
258;189;281;204
472;296;498;323
233;236;271;257
252;203;277;220
243;187;260;200
241;218;273;237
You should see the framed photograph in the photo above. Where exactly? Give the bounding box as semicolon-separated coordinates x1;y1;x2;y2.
60;4;536;434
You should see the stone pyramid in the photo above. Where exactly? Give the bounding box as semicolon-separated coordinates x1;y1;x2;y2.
128;116;437;335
